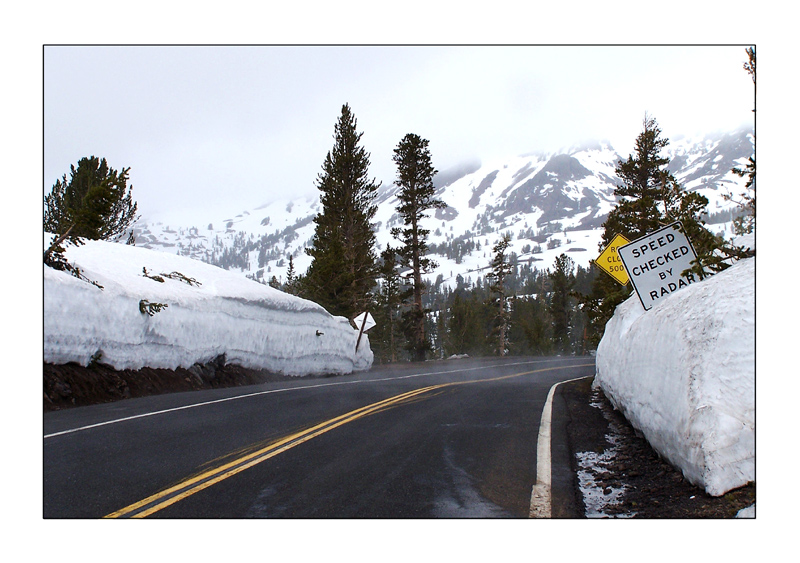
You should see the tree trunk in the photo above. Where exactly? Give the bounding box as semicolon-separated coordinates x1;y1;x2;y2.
44;224;75;263
411;215;425;362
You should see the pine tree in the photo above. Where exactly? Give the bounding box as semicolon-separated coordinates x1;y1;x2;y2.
372;245;406;362
605;114;671;242
44;156;139;243
508;293;551;356
447;291;483;356
486;233;513;356
663;179;748;277
725;46;756;236
303;104;379;319
284;255;297;295
44;156;139;272
729;157;755;235
580;116;667;344
392;133;446;362
580;116;672;343
435;290;449;359
581;114;744;345
549;253;576;354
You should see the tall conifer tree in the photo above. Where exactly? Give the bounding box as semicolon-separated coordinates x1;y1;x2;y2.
581;115;669;344
372;245;405;362
581;114;741;344
392;133;446;361
549;253;576;354
603;114;671;243
487;233;513;356
304;104;379;319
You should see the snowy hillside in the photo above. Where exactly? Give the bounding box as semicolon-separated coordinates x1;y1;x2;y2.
44;235;373;376
595;242;755;497
131;128;753;288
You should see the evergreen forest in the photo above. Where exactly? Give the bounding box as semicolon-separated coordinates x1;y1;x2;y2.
366;250;598;364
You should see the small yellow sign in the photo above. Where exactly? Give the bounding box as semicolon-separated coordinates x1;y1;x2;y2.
595;233;631;285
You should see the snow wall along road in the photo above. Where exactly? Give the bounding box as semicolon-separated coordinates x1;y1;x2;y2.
44;236;373;376
595;258;754;497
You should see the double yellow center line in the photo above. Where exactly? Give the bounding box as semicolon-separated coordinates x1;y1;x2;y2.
105;363;592;518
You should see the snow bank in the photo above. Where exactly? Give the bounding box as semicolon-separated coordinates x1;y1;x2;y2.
595;258;754;496
44;236;373;376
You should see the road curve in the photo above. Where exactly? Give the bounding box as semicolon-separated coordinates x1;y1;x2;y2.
44;356;594;518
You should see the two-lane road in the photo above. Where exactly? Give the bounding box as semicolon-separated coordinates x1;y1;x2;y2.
44;356;594;518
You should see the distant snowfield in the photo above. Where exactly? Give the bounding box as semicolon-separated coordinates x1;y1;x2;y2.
44;235;373;376
595;243;755;498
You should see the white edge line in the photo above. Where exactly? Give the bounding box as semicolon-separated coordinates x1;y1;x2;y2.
45;358;584;439
529;374;594;518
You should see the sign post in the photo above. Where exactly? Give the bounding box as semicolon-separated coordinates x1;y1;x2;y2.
617;222;700;311
594;233;631;285
353;311;376;352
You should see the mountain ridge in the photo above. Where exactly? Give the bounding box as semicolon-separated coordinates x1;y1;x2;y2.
131;127;753;290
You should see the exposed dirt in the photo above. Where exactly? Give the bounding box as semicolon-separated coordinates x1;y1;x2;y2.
43;357;299;412
560;377;755;518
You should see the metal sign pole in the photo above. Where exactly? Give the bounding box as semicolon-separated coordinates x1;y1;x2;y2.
355;312;369;353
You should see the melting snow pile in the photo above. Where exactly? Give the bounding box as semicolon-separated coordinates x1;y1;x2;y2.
595;256;754;497
44;236;373;376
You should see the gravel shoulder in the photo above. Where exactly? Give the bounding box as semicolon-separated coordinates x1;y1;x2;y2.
559;376;755;518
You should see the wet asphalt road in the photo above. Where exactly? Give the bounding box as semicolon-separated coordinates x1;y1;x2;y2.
43;356;594;518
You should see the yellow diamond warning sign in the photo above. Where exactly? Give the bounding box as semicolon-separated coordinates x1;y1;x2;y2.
594;233;630;285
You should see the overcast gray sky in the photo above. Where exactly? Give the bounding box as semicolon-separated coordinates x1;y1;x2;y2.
44;45;754;223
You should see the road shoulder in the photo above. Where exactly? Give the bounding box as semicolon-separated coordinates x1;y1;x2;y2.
557;376;755;518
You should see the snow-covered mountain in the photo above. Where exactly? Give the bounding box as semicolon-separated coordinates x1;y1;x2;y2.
131;127;753;288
